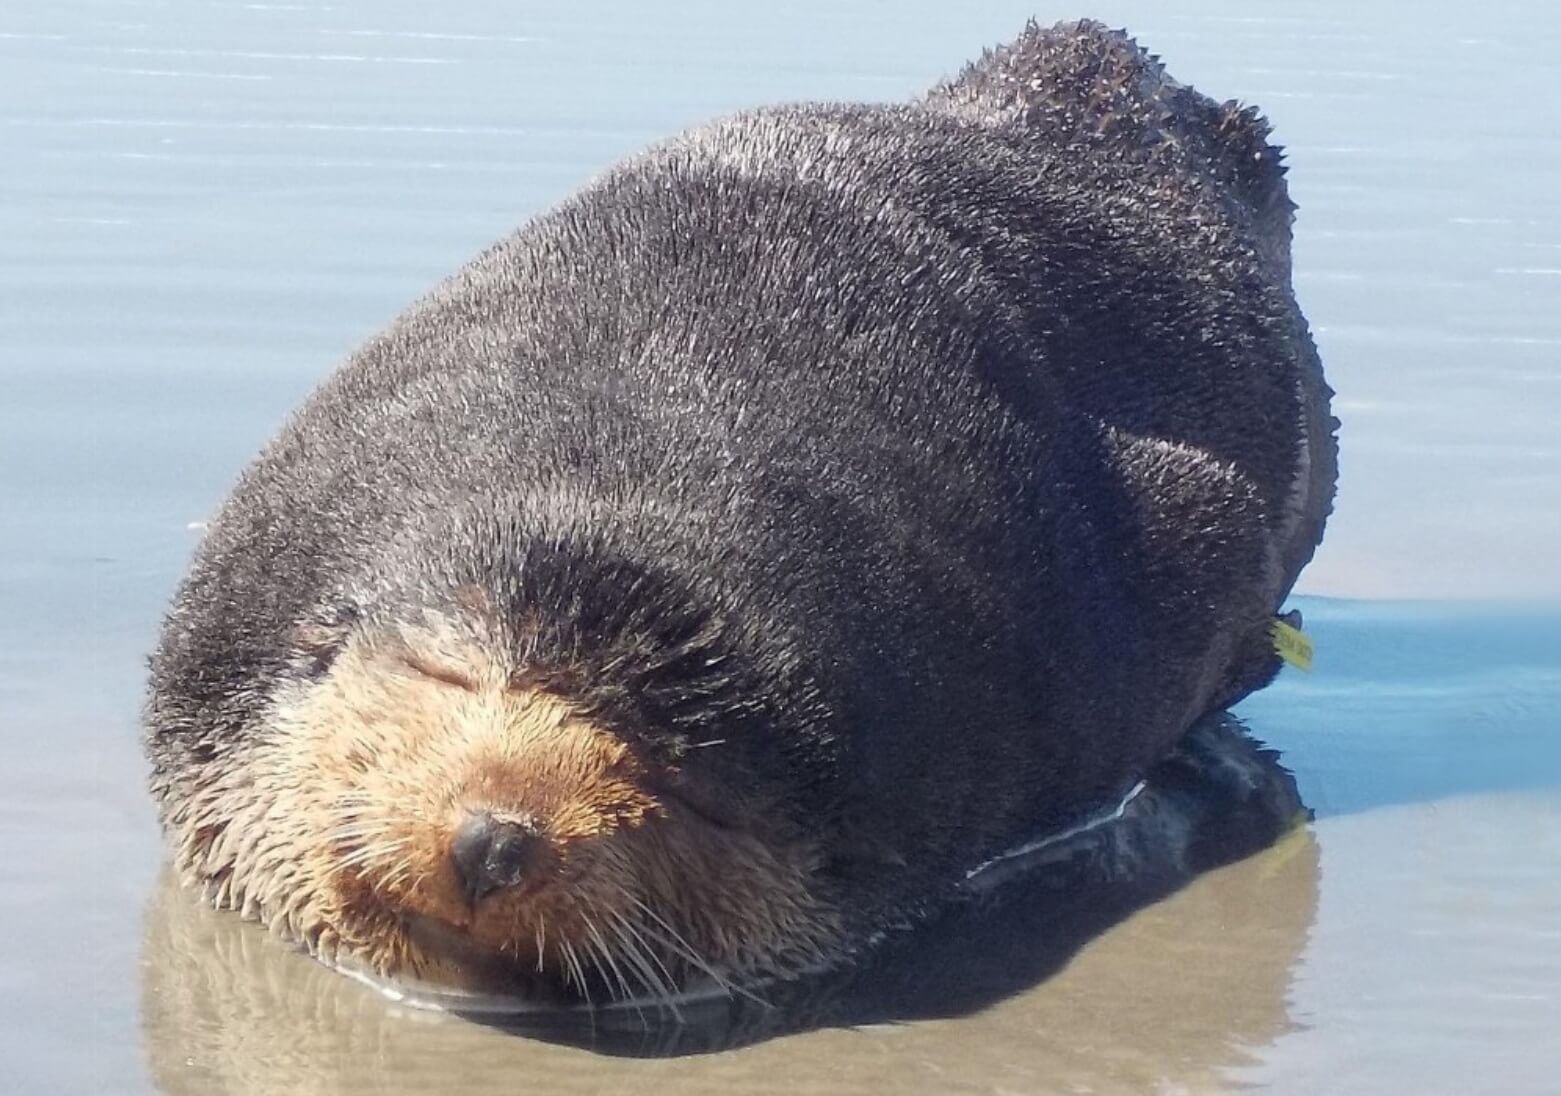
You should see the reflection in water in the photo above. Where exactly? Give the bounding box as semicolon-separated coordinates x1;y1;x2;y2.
142;716;1320;1094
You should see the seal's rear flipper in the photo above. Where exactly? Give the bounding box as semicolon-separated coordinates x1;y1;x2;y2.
962;713;1305;897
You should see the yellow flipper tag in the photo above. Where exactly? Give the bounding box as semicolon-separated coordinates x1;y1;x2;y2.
1271;618;1314;672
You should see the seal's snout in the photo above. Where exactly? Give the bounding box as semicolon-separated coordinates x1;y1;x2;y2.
451;811;545;904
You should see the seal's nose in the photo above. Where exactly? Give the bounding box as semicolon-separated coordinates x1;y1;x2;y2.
451;811;543;904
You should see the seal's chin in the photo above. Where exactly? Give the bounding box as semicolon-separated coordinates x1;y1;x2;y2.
328;915;585;1013
326;913;739;1015
325;917;571;1013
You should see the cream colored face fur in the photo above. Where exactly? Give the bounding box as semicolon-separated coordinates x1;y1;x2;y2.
161;616;841;1003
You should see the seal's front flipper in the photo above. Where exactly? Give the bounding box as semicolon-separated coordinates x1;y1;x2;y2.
1214;610;1315;711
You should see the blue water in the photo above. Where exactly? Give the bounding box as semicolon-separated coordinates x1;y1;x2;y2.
1243;599;1561;817
1;1;1558;1093
1235;601;1561;1096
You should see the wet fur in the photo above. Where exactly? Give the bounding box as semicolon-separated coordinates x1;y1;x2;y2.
145;21;1337;998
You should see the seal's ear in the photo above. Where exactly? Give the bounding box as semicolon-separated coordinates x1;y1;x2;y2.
288;603;359;679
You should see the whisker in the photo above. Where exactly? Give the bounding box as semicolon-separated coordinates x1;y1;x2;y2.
335;837;411;870
322;800;374;815
559;939;580;989
629;897;769;1008
583;912;640;1014
373;856;419;897
324;821;391;840
561;940;592;1006
607;922;661;1005
610;910;683;1019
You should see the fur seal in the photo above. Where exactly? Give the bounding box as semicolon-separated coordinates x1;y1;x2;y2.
145;19;1337;1006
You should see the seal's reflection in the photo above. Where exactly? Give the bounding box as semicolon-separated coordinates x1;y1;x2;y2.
142;715;1318;1093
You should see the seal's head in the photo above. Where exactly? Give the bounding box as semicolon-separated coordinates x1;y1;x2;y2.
157;592;844;1005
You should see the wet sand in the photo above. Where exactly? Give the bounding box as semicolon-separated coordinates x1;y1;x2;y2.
3;0;1559;1093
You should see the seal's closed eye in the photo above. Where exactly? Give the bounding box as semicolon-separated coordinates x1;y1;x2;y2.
396;651;480;692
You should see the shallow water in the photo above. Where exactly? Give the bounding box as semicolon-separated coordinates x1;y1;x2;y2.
2;1;1559;1093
